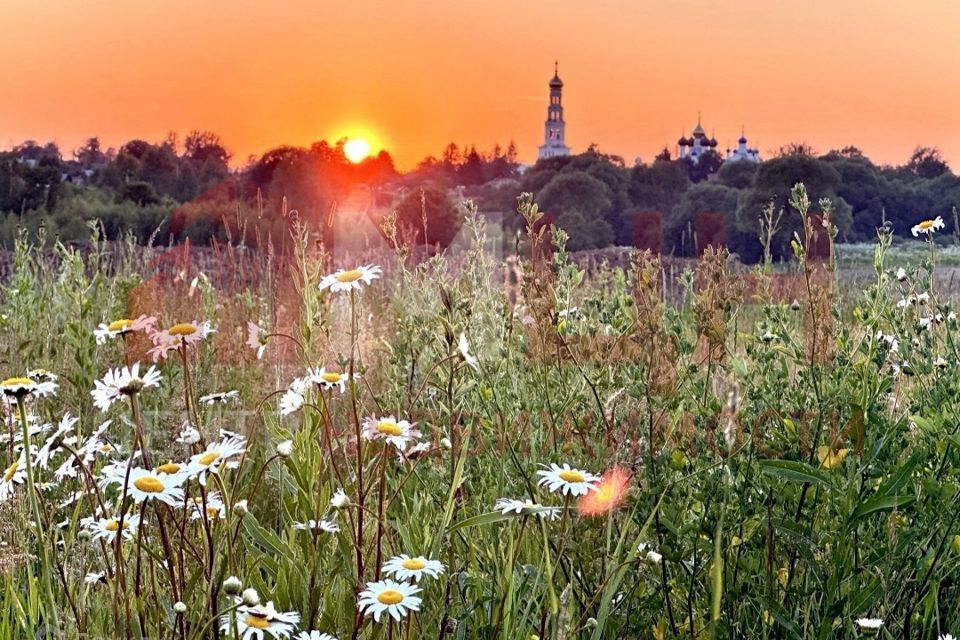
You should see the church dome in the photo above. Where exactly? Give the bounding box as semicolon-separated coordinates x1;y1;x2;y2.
549;73;563;89
678;136;690;146
692;123;706;137
738;135;748;144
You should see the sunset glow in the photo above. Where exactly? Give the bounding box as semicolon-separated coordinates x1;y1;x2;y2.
343;138;372;164
1;1;959;168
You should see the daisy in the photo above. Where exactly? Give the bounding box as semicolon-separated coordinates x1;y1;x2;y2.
308;368;357;394
122;467;186;506
0;376;57;399
220;601;300;640
189;496;227;522
280;377;310;416
895;267;907;281
494;498;562;520
188;435;245;485
578;466;631;517
357;579;422;623
200;390;239;405
330;488;349;509
26;368;57;383
147;321;215;362
458;333;479;370
855;617;883;633
911;216;945;237
83;514;140;544
91;363;162;412
318;265;382;293
938;635;956;640
93;315;156;345
382;554;445;582
176;424;201;445
247;321;269;360
536;463;600;497
637;542;663;564
295;632;337;640
361;416;421;451
34;413;79;470
292;519;340;533
84;571;107;585
0;453;26;501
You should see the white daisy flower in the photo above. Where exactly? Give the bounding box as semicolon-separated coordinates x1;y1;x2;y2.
83;514;140;544
280;377;311;416
34;413;79;470
357;579;422;623
536;463;600;497
458;333;479;370
318;265;382;293
188;494;226;522
200;390;239;405
122;467;186;506
295;632;337;640
292;519;340;533
26;368;57;383
382;554;445;582
494;498;562;520
939;634;957;640
308;368;358;394
911;216;945;237
895;267;907;281
637;542;663;564
855;617;883;633
93;315;156;344
0;453;26;501
361;416;421;451
220;601;300;640
91;363;162;412
188;435;245;486
330;489;349;509
0;376;57;399
176;424;202;445
84;571;107;585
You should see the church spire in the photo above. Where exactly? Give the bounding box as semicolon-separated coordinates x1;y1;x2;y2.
538;62;571;160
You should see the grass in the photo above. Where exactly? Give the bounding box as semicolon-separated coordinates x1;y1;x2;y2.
0;187;957;639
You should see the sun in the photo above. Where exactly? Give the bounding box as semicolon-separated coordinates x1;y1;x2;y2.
343;138;372;164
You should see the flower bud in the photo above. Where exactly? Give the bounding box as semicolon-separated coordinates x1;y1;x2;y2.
241;588;260;606
222;576;242;595
276;440;293;457
173;601;187;614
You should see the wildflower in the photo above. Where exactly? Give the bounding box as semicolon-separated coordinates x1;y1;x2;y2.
84;572;107;585
176;424;202;445
223;576;243;595
292;519;340;533
637;542;663;564
83;514;140;544
939;634;957;640
173;601;188;614
911;216;945;237
458;333;479;370
357;579;422;622
0;376;57;399
188;494;227;522
280;377;311;416
276;440;293;457
147;321;215;362
200;390;239;405
536;463;600;497
93;315;156;344
330;489;349;509
309;367;357;394
578;467;630;517
220;601;299;640
318;265;382;293
0;453;26;501
855;617;883;634
817;446;849;470
242;588;260;606
382;555;445;582
361;416;421;451
235;499;249;514
295;632;337;640
34;413;79;470
895;267;907;281
247;321;269;360
397;441;431;463
91;363;162;412
122;467;187;506
440;437;452;449
494;498;561;520
188;435;245;486
26;368;57;383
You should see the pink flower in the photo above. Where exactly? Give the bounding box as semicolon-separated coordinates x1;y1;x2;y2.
246;321;268;360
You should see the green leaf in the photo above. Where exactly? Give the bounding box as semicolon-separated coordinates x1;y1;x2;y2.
876;453;921;496
759;459;832;488
448;510;519;532
850;494;915;522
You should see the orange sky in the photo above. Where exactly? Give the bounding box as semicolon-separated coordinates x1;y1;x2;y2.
2;0;959;170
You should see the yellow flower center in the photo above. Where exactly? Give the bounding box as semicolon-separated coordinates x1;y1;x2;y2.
104;519;124;532
156;462;180;474
321;372;343;383
198;451;220;466
559;469;585;483
336;269;364;282
99;444;113;453
243;613;271;629
377;589;404;605
919;220;935;230
206;507;219;518
2;377;33;388
377;421;403;437
168;323;198;336
402;558;426;570
133;476;165;493
108;319;133;331
3;461;18;482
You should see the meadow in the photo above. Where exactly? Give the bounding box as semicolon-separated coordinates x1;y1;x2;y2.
0;184;958;640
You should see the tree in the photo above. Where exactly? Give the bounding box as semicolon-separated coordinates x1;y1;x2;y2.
536;171;614;250
628;160;691;217
395;185;461;248
907;146;950;179
716;160;758;189
682;149;724;183
184;131;230;165
74;137;106;167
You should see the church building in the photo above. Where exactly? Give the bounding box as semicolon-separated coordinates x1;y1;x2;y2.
537;63;571;160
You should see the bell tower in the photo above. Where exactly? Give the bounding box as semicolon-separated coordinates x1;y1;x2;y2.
538;62;571;160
